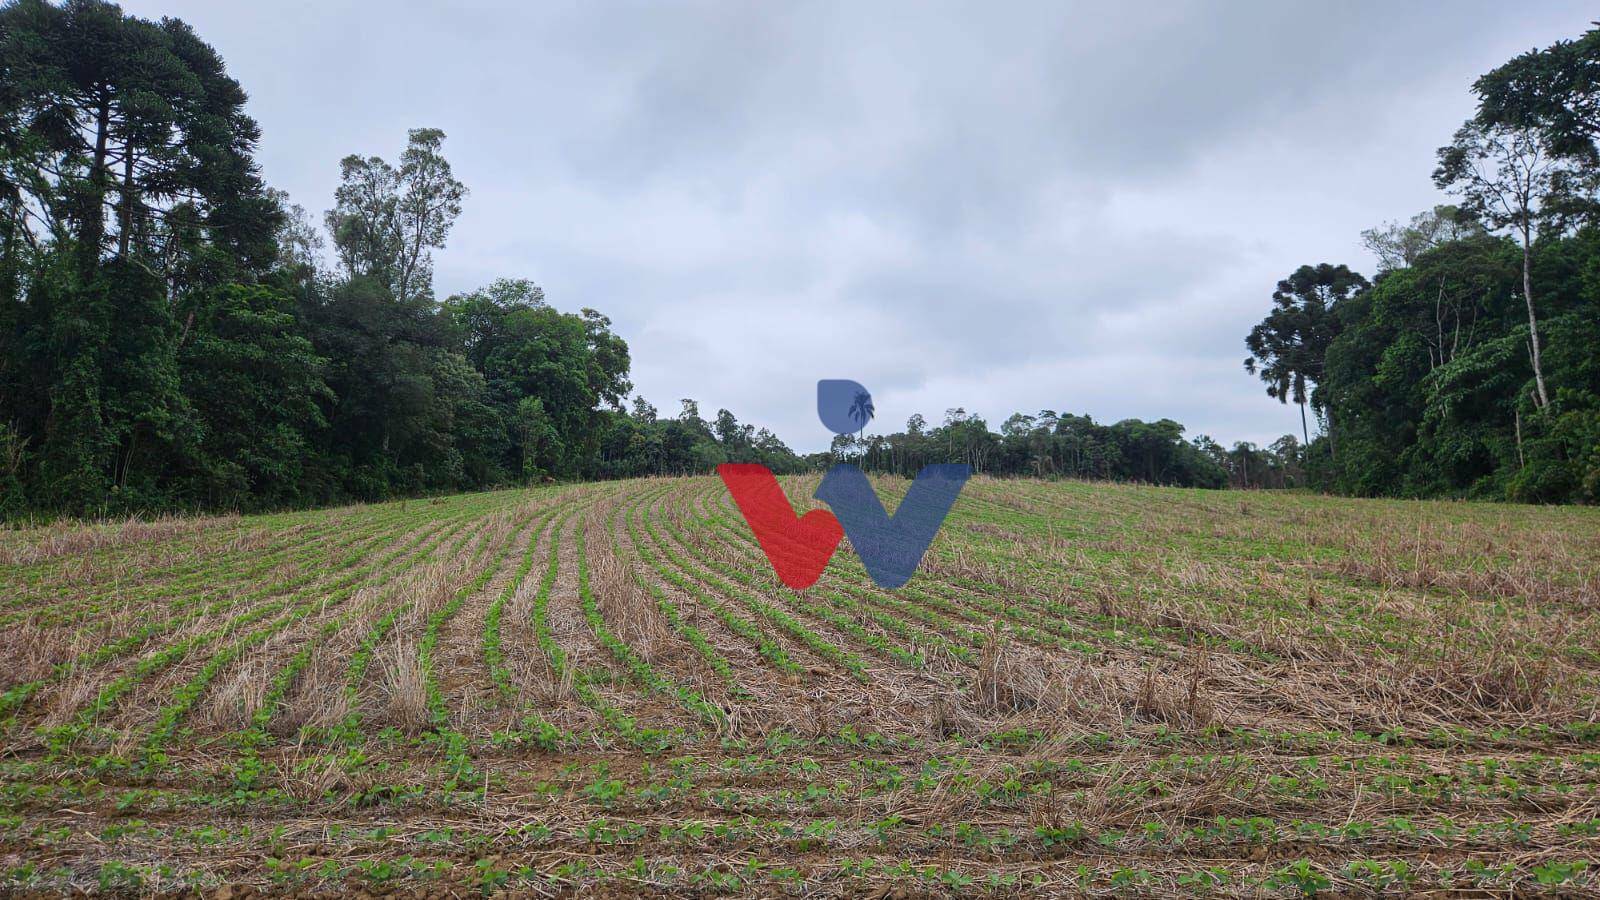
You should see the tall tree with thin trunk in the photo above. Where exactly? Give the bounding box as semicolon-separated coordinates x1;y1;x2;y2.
395;129;465;303
325;128;465;302
1434;122;1571;409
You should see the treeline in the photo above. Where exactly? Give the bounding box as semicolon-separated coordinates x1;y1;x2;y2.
598;399;810;480
0;0;804;518
0;0;1316;521
1245;24;1600;503
828;409;1304;491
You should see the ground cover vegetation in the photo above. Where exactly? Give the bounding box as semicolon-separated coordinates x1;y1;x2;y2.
0;475;1597;895
4;5;1600;890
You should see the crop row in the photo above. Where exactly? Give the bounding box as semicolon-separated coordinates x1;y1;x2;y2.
0;501;454;729
39;498;497;754
612;486;753;700
635;496;870;682
0;817;1592;897
0;519;328;627
625;498;800;676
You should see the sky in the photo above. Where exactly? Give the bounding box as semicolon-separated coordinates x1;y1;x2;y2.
124;0;1600;452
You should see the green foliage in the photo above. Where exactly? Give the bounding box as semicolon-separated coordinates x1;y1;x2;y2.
179;284;331;508
1291;230;1600;503
836;407;1233;488
1266;859;1332;896
0;2;792;519
1245;263;1367;442
1246;18;1600;504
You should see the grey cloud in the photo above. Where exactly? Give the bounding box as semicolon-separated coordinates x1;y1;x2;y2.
124;0;1600;450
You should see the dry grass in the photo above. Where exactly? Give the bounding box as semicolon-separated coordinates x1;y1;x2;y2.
0;622;85;690
1333;532;1600;611
372;638;430;733
1132;657;1216;727
276;658;351;737
0;512;241;566
201;656;270;731
4;478;1600;896
969;625;1055;715
587;512;672;662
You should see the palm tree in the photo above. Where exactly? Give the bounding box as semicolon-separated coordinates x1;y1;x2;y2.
847;390;875;439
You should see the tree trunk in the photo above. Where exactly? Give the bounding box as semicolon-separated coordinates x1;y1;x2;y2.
79;95;112;277
1432;278;1446;369
1521;234;1550;408
1515;406;1525;469
119;426;138;489
1299;401;1308;445
117;147;135;258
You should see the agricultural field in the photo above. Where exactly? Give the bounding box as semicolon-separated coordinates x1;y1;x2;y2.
1;476;1599;896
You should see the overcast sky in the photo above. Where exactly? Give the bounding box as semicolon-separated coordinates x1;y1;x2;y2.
125;0;1598;451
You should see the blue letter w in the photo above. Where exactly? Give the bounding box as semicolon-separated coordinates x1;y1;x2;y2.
813;463;970;589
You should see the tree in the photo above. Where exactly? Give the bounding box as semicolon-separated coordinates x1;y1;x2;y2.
179;284;330;507
443;278;546;369
325;154;402;286
1434;122;1575;408
512;396;559;480
678;399;704;432
1474;25;1600;165
1245;264;1367;443
714;408;753;455
1361;205;1485;271
325;128;465;301
0;0;278;280
438;282;627;479
394;129;466;302
268;188;325;273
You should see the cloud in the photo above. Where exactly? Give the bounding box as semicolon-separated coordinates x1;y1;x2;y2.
126;0;1600;450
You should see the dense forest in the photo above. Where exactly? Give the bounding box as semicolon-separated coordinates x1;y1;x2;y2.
824;412;1303;491
0;0;1265;519
1244;24;1600;503
0;0;818;518
2;2;1595;518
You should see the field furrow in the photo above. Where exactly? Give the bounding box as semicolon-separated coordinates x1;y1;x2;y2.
4;476;1598;896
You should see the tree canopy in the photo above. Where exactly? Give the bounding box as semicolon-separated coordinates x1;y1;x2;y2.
15;1;1596;518
0;0;814;517
1241;20;1600;503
